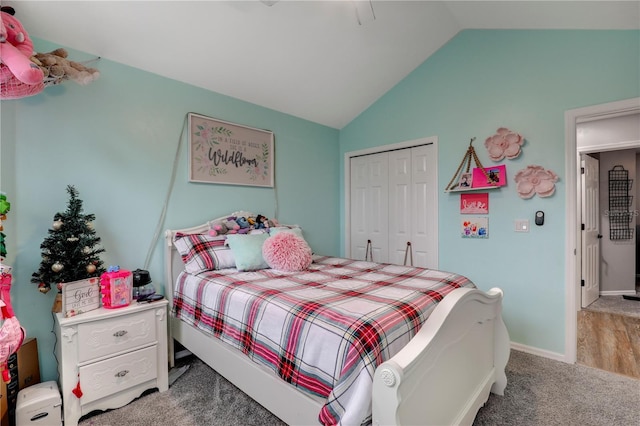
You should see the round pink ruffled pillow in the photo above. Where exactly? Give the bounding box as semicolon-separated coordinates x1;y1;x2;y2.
262;232;312;272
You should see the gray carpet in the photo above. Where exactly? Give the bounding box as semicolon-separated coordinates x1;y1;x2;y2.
79;350;639;426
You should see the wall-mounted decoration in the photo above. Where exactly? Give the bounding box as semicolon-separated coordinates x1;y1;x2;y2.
461;193;489;214
446;138;499;192
472;165;507;188
514;165;558;199
457;172;473;189
188;113;274;187
607;165;634;240
462;217;488;239
484;127;524;161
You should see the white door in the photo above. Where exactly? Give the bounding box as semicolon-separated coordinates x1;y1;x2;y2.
388;149;412;265
350;152;389;262
410;144;438;269
581;154;601;308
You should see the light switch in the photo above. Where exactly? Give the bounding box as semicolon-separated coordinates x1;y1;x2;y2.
515;220;529;232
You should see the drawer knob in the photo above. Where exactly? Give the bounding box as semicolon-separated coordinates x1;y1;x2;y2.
115;370;129;378
113;330;128;337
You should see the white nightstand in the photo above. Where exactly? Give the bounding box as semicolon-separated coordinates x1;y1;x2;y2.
54;299;169;426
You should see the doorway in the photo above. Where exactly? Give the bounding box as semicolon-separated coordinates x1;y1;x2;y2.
565;98;640;363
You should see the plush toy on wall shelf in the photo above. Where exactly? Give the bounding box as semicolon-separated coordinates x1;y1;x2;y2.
31;48;100;86
0;6;45;99
0;6;100;99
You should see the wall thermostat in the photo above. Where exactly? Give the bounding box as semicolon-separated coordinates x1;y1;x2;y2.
535;211;544;226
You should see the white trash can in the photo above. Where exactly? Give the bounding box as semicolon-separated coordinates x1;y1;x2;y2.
15;381;62;426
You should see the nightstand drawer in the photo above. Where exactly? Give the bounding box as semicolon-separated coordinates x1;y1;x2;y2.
79;345;158;405
77;309;156;363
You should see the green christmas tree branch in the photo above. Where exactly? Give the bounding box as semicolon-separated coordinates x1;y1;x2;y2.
31;185;106;293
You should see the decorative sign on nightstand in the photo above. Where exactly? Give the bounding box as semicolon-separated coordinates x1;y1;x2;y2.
61;277;100;317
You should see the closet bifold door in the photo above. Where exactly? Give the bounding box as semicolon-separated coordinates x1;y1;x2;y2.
388;148;412;265
410;144;437;269
350;152;389;263
349;143;437;268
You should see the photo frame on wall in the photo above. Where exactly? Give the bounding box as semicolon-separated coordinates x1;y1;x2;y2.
461;217;489;239
188;113;274;187
471;165;507;188
457;172;473;189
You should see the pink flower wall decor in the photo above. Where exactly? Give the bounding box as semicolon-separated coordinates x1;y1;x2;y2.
514;165;559;199
484;127;524;161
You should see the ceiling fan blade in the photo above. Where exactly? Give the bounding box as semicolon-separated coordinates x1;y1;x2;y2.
353;0;376;25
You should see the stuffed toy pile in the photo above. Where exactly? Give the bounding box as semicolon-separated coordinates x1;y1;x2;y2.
31;48;100;86
0;6;100;100
0;6;44;99
209;214;278;236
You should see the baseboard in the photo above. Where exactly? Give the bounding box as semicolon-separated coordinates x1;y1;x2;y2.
510;342;566;363
600;290;637;296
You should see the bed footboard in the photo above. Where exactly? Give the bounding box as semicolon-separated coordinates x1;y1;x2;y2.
372;287;509;426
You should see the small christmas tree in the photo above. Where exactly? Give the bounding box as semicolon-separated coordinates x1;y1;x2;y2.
31;185;106;294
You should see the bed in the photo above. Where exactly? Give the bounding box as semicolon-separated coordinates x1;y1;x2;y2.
164;211;510;426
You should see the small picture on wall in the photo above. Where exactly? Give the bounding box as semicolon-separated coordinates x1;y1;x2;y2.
471;165;507;188
460;193;489;214
457;172;473;189
462;217;488;239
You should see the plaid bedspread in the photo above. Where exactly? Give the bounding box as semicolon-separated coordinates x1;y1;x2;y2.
172;256;475;426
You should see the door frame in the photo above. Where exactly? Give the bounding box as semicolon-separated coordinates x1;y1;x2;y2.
564;97;640;363
344;136;439;265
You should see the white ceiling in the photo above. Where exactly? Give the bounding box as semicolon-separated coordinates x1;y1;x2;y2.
8;1;640;129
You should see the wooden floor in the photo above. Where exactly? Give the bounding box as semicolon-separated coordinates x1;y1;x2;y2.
577;286;640;378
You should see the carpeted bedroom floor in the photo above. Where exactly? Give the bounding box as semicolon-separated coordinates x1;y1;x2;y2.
78;349;639;426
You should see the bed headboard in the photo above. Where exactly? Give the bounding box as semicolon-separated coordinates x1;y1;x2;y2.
163;211;255;307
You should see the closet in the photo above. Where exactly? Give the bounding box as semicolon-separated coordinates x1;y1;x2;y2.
349;143;438;269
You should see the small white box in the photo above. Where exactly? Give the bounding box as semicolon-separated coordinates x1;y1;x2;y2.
15;381;62;426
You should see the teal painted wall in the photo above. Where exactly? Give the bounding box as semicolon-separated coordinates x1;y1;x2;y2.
2;30;638;382
1;40;340;381
340;30;640;354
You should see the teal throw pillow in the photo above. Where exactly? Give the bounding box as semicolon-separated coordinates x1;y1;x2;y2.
226;233;270;271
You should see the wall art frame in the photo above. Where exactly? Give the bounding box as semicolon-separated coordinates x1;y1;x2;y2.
188;113;274;187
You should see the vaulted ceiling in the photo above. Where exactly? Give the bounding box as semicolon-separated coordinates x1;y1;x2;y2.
9;1;640;128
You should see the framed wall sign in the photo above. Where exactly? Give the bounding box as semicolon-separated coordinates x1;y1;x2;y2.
461;217;489;239
188;113;274;187
460;193;489;214
61;277;100;317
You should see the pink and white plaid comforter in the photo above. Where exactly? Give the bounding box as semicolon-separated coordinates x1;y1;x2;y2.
172;256;475;426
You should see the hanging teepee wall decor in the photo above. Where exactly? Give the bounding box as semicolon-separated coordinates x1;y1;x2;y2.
445;138;494;192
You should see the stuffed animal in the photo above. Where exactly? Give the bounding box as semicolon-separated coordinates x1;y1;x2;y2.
255;214;271;229
31;48;99;85
235;217;251;234
223;218;240;234
0;7;43;85
0;6;44;99
208;220;228;237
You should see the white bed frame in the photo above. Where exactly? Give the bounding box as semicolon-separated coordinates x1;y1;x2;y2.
164;212;510;426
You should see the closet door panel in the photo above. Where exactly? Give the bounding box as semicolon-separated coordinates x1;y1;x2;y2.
411;145;438;269
349;153;389;263
350;156;370;261
388;149;412;266
367;153;389;263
